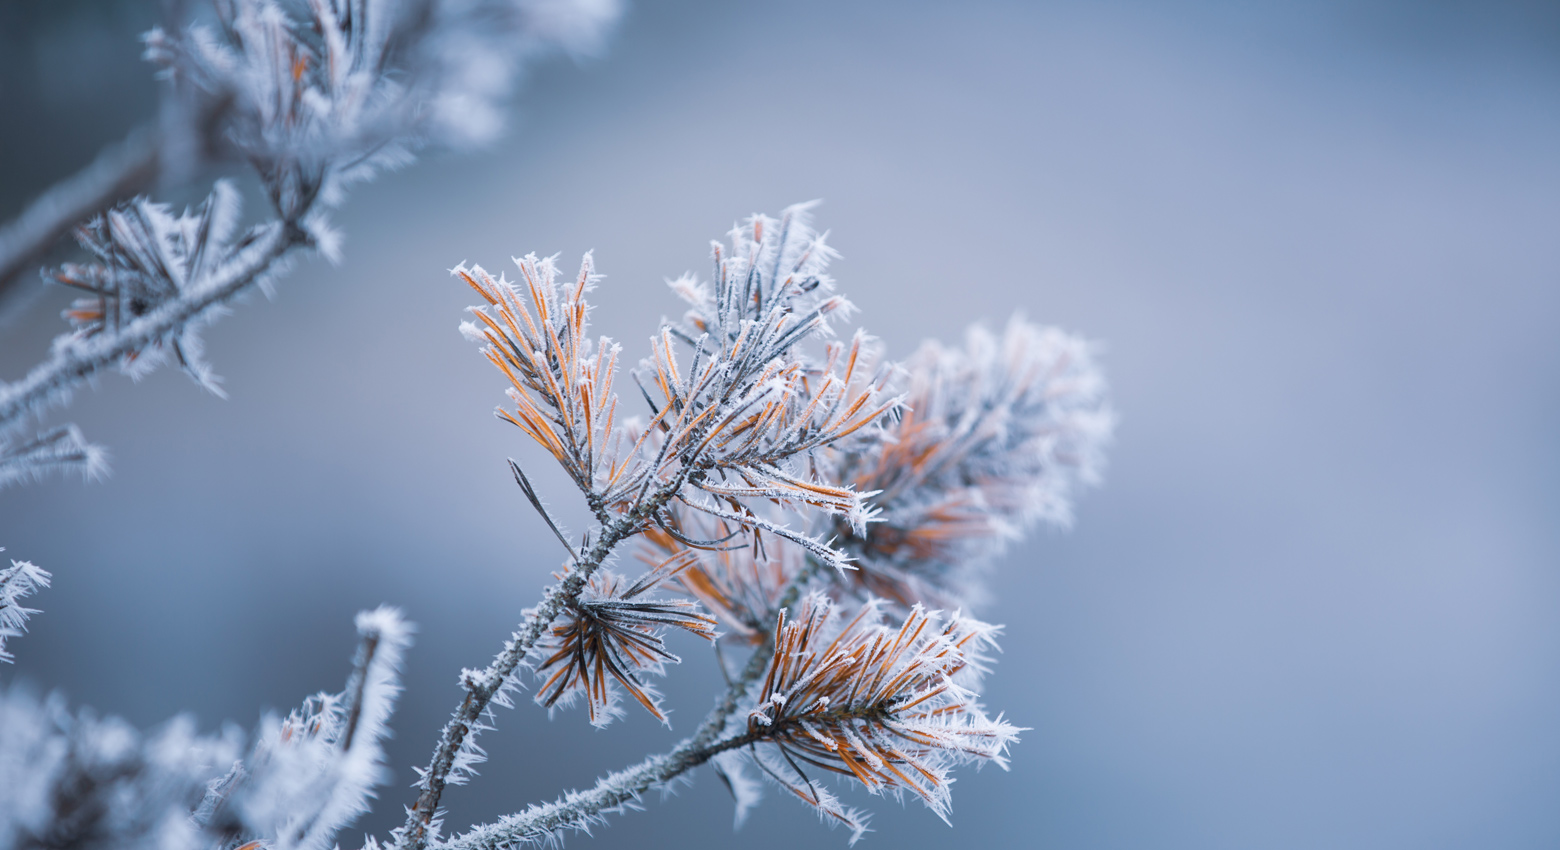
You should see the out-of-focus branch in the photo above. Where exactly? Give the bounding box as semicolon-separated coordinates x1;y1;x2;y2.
0;220;299;431
0;125;161;298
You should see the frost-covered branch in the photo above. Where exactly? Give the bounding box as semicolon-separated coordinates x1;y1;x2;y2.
431;568;1013;850
416;205;1109;846
396;468;708;850
433;726;761;850
430;567;806;850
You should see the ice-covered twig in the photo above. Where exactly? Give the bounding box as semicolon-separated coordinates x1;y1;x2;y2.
186;607;414;850
428;557;825;850
432;727;763;850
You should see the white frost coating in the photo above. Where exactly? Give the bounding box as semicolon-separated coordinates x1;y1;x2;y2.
0;553;51;663
48;181;245;396
0;424;106;489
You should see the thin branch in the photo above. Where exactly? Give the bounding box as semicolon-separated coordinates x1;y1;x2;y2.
0;125;161;298
434;729;762;850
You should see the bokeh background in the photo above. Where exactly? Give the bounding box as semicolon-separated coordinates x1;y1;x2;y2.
3;1;1559;848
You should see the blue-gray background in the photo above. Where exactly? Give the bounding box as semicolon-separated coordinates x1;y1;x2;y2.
3;1;1558;847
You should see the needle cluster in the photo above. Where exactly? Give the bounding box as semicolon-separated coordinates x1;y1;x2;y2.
534;555;717;727
458;254;634;506
0;553;51;665
49;182;247;393
832;318;1116;607
738;595;1019;841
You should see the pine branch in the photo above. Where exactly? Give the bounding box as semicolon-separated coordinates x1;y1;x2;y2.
0;219;301;432
0;425;106;489
429;556;826;850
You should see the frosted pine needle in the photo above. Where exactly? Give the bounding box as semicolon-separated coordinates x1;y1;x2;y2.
641;508;800;641
0;425;107;490
210;607;414;850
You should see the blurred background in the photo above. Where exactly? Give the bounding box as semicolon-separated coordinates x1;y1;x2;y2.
2;1;1558;847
